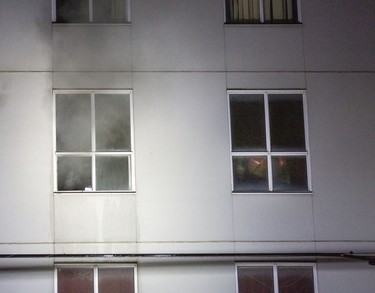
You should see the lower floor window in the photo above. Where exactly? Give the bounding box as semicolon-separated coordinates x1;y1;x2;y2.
237;263;316;293
56;265;136;293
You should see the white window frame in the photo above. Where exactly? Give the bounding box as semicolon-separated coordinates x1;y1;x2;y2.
54;264;138;293
235;262;318;293
224;0;302;24
228;90;312;194
52;0;131;23
53;89;135;193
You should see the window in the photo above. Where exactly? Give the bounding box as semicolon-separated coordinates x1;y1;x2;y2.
229;90;311;193
56;265;136;293
236;263;317;293
53;90;135;192
225;0;300;24
53;0;131;23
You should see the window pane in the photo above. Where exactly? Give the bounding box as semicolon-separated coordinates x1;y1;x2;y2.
58;157;92;191
230;94;266;151
57;268;94;293
95;94;131;151
278;266;314;293
233;156;268;191
96;156;129;190
56;94;91;152
227;0;260;23
99;268;135;293
238;267;274;293
93;0;127;23
272;156;308;191
56;0;89;23
268;94;306;151
264;0;298;23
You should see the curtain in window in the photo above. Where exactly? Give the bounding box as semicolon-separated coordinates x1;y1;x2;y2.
264;0;298;23
278;267;314;293
94;0;126;22
229;0;260;23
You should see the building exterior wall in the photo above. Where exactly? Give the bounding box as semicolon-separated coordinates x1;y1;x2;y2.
1;0;375;292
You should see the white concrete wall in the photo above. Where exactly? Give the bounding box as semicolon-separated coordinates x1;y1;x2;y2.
1;0;375;292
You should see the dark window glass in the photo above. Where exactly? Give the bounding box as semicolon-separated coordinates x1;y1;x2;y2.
95;94;131;151
238;267;274;293
96;156;129;191
57;156;92;191
233;156;268;191
56;94;91;152
268;94;305;151
230;94;266;151
93;0;127;23
272;156;308;191
56;0;89;23
57;268;94;293
264;0;299;23
98;268;135;293
278;267;314;293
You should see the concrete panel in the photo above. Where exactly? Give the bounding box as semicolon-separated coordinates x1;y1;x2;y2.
53;25;132;71
303;0;375;71
0;0;51;71
132;0;225;71
235;241;315;254
54;194;136;243
138;262;235;293
317;261;375;293
307;73;375;241
0;269;54;293
225;25;304;71
233;194;314;241
53;72;133;89
227;72;306;89
133;72;233;243
0;73;53;243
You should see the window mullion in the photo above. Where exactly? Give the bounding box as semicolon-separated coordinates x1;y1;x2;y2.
259;0;265;23
94;266;98;293
89;0;94;22
91;93;96;191
273;265;279;293
264;93;273;191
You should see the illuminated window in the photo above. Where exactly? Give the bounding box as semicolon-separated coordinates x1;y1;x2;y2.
229;90;311;193
225;0;300;24
53;90;135;192
53;0;131;23
237;263;317;293
56;265;136;293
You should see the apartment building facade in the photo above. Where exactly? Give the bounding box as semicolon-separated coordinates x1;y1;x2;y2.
1;0;375;292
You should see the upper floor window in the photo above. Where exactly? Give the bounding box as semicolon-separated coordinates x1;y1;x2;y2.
53;0;131;23
225;0;300;24
229;90;311;193
56;265;136;293
237;263;317;293
53;90;135;192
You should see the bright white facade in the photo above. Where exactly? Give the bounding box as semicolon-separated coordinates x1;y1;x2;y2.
1;0;375;292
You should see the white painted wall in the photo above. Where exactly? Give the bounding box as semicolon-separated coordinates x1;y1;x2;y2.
1;0;375;292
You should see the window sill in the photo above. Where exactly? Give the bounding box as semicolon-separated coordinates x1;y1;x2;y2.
54;191;136;196
52;22;132;26
232;191;313;196
224;23;303;28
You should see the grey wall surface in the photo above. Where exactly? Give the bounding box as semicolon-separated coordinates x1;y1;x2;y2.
1;0;375;292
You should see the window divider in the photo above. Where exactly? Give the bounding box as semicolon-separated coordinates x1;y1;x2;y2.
264;92;273;191
91;93;96;191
